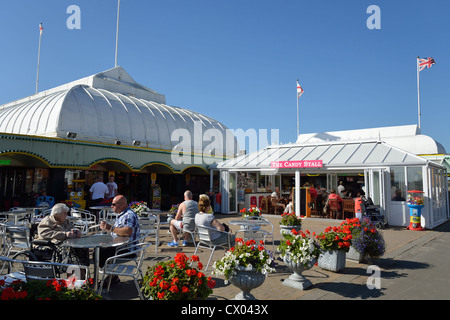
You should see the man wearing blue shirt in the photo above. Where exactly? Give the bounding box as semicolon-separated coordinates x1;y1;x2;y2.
99;195;140;284
100;195;140;242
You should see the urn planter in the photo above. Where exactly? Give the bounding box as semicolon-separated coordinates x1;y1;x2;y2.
280;225;302;236
228;270;266;300
318;249;346;272
282;256;315;290
346;245;365;263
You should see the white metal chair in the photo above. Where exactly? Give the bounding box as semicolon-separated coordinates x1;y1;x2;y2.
31;209;51;223
0;256;90;288
104;208;118;223
235;216;274;253
194;225;232;272
71;209;98;235
138;215;159;254
0;226;32;274
22;260;90;286
98;242;151;300
4;226;32;257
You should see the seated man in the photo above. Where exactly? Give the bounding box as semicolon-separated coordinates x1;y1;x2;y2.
99;195;140;283
168;190;198;247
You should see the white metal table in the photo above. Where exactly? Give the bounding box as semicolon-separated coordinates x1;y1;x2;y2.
63;233;129;293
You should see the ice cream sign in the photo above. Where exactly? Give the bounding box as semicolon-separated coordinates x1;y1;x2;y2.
270;160;323;169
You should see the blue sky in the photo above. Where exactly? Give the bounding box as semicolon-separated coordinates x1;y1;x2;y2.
1;0;449;153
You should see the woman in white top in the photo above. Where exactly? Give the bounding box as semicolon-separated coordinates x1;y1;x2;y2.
195;195;235;246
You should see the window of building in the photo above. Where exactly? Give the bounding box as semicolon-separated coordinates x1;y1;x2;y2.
406;166;423;192
391;167;406;201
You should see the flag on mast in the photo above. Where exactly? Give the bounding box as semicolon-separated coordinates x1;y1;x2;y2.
39;23;43;35
416;56;436;132
296;79;304;137
418;57;436;71
297;80;304;98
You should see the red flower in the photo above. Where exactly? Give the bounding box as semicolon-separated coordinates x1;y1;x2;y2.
207;278;216;289
157;291;165;299
186;269;197;277
169;285;179;293
159;280;169;290
182;286;189;293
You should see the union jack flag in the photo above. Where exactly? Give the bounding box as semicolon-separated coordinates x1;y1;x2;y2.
418;57;436;71
297;80;304;98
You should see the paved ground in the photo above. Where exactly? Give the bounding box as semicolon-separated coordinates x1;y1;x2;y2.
102;213;450;301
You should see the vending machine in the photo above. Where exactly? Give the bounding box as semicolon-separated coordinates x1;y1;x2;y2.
406;190;425;231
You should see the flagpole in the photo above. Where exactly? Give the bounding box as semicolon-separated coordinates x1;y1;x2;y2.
296;79;299;137
416;56;421;133
297;80;300;139
115;0;121;67
35;23;43;94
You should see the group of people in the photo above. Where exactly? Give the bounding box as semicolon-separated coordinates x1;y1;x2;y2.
167;190;234;248
282;181;365;220
89;175;118;206
35;193;140;284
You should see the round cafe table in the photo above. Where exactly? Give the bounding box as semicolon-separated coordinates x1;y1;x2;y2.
63;233;129;293
229;219;269;229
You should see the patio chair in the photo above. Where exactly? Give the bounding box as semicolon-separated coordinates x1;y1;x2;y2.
234;216;275;253
22;260;90;285
31;208;51;223
342;198;355;219
0;226;33;274
4;226;32;257
138;215;159;254
328;198;340;219
98;242;151;299
71;209;98;235
194;225;232;272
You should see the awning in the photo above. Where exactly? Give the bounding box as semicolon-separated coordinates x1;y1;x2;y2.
211;140;436;171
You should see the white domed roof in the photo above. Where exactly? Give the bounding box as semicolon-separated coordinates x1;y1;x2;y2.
296;125;446;155
0;67;238;156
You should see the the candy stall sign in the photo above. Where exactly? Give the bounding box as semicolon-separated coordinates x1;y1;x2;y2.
270;160;323;169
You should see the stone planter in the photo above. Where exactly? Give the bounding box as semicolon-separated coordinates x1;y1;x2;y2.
346;245;365;263
280;225;302;236
282;256;315;290
228;270;266;300
318;249;346;272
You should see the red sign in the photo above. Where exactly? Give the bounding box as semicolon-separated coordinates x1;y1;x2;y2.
270;160;323;169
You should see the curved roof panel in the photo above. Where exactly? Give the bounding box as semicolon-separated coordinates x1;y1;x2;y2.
0;67;239;157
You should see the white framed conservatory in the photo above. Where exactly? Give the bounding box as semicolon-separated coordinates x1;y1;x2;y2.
211;137;449;229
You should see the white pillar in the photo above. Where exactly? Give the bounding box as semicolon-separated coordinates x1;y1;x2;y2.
295;170;300;217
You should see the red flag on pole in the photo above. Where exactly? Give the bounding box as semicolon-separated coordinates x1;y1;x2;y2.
297;80;304;98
